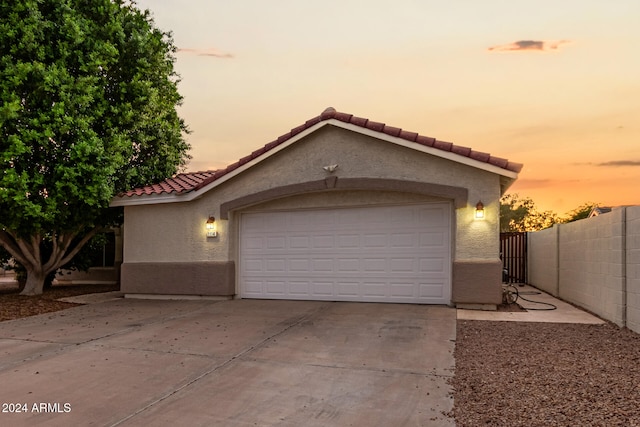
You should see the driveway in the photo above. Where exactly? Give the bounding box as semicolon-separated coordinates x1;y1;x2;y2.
0;299;455;426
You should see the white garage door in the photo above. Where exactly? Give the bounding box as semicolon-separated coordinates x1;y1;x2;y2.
239;203;451;304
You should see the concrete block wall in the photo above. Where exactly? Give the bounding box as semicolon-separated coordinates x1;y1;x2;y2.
527;225;559;296
528;206;639;332
558;209;626;326
626;207;640;333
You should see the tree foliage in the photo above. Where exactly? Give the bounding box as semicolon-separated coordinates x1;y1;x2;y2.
0;0;190;294
500;194;560;232
501;194;602;232
563;202;599;223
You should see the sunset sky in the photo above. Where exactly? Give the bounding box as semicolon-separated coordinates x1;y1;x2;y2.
136;0;639;214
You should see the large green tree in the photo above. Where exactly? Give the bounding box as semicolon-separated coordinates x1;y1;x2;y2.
0;0;190;295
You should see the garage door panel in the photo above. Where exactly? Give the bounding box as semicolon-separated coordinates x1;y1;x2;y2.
389;258;416;272
266;280;286;295
336;281;359;297
419;232;446;247
337;258;360;272
244;236;264;250
419;283;446;298
240;204;451;304
289;281;310;296
289;235;310;249
312;258;334;272
289;259;310;272
389;282;417;298
266;236;286;249
244;280;263;294
337;234;360;248
312;235;335;248
362;258;387;272
361;281;388;298
390;233;416;247
265;259;286;273
419;259;446;274
363;234;387;247
418;206;447;225
244;259;263;272
312;281;333;296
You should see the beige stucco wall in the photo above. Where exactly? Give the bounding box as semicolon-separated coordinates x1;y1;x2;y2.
124;125;501;263
122;125;504;303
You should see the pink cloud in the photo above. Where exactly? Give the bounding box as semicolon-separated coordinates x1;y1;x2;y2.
177;48;234;58
488;40;571;52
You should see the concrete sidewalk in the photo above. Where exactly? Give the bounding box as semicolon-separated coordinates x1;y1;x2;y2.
457;284;605;324
0;299;455;426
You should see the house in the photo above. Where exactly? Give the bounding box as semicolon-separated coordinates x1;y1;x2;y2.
588;206;612;218
111;108;522;308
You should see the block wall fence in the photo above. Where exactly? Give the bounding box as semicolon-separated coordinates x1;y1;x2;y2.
528;206;640;333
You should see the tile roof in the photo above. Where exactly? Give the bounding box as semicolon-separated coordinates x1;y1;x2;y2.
122;171;217;197
119;107;523;198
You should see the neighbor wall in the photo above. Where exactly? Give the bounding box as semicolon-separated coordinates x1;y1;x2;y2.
528;206;640;332
626;206;640;333
527;225;559;296
558;209;626;326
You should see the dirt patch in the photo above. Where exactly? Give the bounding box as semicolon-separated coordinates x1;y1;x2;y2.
451;320;640;426
0;283;119;322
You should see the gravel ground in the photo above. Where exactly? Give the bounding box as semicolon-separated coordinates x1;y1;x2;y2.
0;281;119;321
451;320;640;427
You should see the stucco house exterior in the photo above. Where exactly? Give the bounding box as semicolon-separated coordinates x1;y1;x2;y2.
111;108;522;308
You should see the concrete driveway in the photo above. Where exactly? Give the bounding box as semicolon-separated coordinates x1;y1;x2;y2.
0;299;455;426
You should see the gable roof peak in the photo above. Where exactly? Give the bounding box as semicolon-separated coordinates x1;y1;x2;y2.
115;107;523;201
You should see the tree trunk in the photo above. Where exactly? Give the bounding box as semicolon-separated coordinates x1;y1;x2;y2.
20;268;47;296
2;228;100;296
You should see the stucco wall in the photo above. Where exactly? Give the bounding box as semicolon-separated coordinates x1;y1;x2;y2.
124;125;502;264
527;225;559;296
121;125;506;303
528;207;640;331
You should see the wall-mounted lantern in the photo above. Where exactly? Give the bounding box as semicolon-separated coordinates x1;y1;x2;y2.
206;216;218;237
474;201;485;220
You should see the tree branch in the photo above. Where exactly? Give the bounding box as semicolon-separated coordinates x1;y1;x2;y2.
31;233;41;266
45;227;101;274
0;230;29;266
15;237;39;268
51;232;59;261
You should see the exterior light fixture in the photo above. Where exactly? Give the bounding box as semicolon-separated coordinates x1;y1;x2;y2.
206;216;218;237
475;201;485;220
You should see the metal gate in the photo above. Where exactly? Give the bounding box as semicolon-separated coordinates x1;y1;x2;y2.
500;232;527;284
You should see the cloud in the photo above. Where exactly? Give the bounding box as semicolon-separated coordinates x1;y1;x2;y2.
488;40;571;52
177;48;234;58
596;160;640;167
